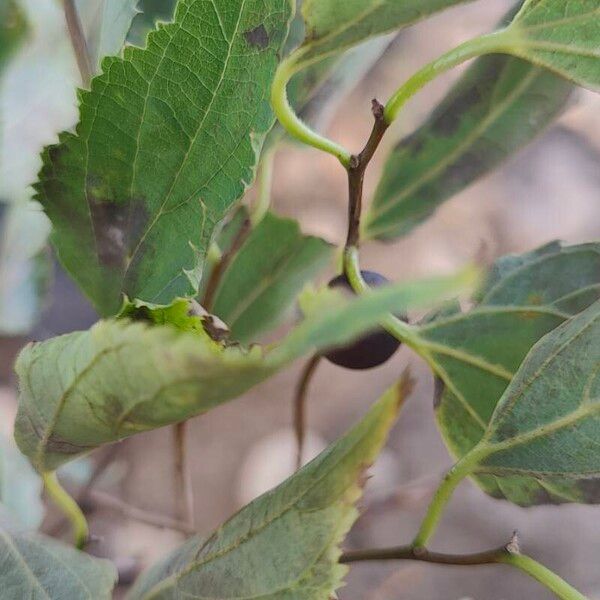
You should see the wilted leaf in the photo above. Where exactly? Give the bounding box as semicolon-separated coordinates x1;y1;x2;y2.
36;0;293;316
15;269;476;472
421;242;600;505
462;300;600;503
76;0;139;73
296;0;474;66
212;212;333;344
127;381;408;600
0;435;43;530
0;528;116;599
363;51;572;240
503;0;600;92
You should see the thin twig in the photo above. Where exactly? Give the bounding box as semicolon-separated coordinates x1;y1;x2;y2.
345;99;389;248
293;355;322;470
63;0;93;86
174;421;195;528
202;213;252;311
340;541;514;566
89;488;195;535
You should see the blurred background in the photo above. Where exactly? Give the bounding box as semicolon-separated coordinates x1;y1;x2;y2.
1;0;599;598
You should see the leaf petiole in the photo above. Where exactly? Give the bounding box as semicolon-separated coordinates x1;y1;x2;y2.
385;30;519;123
42;471;89;549
271;53;352;167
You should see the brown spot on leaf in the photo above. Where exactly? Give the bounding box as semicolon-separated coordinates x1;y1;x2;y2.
433;377;445;409
244;24;269;49
86;181;149;270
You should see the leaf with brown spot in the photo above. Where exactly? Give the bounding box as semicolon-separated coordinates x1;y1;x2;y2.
36;0;293;315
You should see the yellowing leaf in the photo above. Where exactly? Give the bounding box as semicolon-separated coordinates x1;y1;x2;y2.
127;380;409;600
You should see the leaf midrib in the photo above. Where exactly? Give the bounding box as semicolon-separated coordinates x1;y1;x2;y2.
140;404;389;598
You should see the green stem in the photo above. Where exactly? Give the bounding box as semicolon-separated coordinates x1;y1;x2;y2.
252;147;276;225
343;246;424;351
271;53;352;167
43;471;89;549
412;449;485;548
499;554;589;600
385;30;514;123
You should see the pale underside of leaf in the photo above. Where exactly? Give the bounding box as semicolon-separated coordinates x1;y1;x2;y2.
14;271;474;472
0;529;116;599
505;0;600;91
425;242;600;505
126;381;407;600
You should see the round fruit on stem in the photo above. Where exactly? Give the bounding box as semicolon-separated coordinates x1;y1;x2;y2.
324;270;405;370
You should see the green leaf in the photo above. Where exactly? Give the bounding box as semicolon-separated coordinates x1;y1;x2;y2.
0;435;43;530
36;0;293;316
15;269;476;472
212;211;333;344
0;528;116;598
76;0;140;73
463;300;600;503
420;242;600;505
363;54;572;240
504;0;600;92
0;0;27;71
296;0;474;66
127;380;408;600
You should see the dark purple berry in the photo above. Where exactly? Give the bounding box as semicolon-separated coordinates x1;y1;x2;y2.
324;270;405;370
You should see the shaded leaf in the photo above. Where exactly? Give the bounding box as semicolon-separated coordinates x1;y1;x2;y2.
296;0;474;66
0;528;116;599
127;381;407;599
212;211;333;344
0;435;43;530
36;0;293;316
15;269;476;472
76;0;140;73
0;0;27;71
363;54;572;240
504;0;600;92
421;242;600;505
464;300;600;503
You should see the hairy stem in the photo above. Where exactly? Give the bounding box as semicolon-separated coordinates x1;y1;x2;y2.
385;31;514;123
271;54;352;166
173;421;194;528
62;0;92;87
43;472;89;549
293;355;322;470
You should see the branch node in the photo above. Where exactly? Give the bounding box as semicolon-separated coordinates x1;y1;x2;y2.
371;99;385;120
349;155;360;170
506;530;521;555
412;546;427;559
